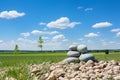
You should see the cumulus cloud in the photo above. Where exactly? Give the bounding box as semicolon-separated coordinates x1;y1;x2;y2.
17;38;37;44
47;17;80;29
85;33;99;38
50;31;59;34
92;22;112;28
39;22;46;25
21;32;30;37
31;30;41;34
85;8;93;11
52;34;65;41
0;10;25;19
116;32;120;37
31;30;59;35
111;28;120;32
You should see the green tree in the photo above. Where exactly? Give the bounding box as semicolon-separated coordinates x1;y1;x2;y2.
14;44;19;54
38;36;43;51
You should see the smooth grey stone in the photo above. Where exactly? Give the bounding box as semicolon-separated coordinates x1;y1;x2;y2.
62;57;80;63
69;45;77;51
79;53;95;62
67;51;80;57
77;44;87;53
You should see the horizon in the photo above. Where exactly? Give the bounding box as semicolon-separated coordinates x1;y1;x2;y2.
0;0;120;50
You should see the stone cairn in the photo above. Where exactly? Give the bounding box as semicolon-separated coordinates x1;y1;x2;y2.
62;44;95;63
29;44;120;80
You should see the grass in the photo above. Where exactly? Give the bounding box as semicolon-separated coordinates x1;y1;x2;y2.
0;52;67;68
0;51;120;80
93;51;120;62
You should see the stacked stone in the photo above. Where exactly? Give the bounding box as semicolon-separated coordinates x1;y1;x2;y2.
62;45;80;63
62;44;95;63
77;44;95;62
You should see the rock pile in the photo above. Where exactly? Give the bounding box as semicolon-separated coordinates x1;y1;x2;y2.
62;44;95;63
78;44;95;62
62;45;80;63
29;60;120;80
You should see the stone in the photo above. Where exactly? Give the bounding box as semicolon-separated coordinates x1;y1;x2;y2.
85;60;94;67
69;45;77;51
62;57;80;63
77;44;87;53
67;51;80;57
29;60;120;80
79;53;95;62
114;76;120;80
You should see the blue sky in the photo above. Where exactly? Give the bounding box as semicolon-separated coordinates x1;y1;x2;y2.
0;0;120;50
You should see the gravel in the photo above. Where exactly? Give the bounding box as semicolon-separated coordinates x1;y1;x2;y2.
29;60;120;80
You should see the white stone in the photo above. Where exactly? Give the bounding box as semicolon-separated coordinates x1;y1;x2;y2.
67;51;80;57
77;44;87;53
69;45;77;51
79;53;95;62
62;57;80;63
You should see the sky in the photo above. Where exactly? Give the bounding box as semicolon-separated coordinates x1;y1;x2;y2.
0;0;120;50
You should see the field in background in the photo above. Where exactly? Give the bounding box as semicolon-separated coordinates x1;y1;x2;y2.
0;51;120;68
0;52;67;68
0;51;120;79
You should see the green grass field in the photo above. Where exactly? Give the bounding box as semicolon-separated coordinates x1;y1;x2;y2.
0;52;67;68
0;52;120;80
0;52;120;68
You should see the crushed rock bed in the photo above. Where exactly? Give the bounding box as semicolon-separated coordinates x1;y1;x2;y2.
29;60;120;80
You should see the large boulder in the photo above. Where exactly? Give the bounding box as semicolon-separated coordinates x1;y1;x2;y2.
69;45;77;51
77;44;87;53
79;53;95;62
67;51;80;57
61;57;80;63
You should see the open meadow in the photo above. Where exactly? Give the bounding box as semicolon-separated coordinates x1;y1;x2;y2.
0;51;120;79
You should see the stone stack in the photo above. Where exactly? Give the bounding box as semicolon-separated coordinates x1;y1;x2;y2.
77;44;95;62
61;44;96;63
62;45;80;63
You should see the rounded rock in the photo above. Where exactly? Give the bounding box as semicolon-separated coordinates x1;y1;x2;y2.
67;51;80;57
79;53;95;62
62;57;80;63
77;44;87;53
69;45;77;51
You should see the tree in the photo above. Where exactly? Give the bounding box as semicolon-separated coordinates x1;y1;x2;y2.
14;44;19;54
38;36;43;51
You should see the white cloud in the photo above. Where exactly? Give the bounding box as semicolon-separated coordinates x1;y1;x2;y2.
47;17;80;29
85;8;93;11
0;40;3;43
31;30;41;34
92;22;112;28
0;37;68;50
52;34;65;41
85;33;99;38
0;10;25;19
111;28;120;32
21;32;30;37
17;38;37;44
62;39;68;42
42;37;49;40
39;22;46;25
50;31;59;34
31;30;59;35
116;32;120;37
